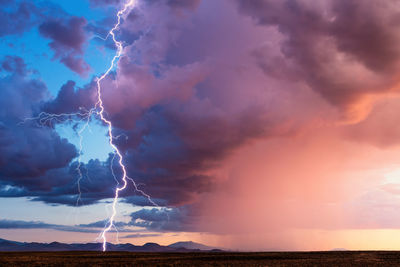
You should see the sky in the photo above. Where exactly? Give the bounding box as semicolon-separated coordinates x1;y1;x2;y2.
2;0;400;251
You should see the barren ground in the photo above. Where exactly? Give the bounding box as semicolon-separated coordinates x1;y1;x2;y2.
1;251;400;266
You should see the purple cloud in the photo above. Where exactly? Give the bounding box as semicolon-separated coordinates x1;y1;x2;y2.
32;0;297;209
128;207;197;232
0;56;77;193
236;0;400;119
39;17;91;76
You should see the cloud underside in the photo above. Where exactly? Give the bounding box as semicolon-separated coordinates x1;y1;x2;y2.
0;219;162;236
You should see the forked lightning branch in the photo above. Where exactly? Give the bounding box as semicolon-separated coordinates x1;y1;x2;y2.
21;0;158;252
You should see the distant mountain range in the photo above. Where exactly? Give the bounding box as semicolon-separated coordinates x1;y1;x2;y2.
0;238;222;252
168;241;216;251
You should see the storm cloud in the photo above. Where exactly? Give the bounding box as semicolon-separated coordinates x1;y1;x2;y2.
236;0;400;121
4;0;400;241
26;0;400;209
0;57;77;190
39;16;91;76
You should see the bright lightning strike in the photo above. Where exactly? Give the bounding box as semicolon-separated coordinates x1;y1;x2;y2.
20;109;95;206
21;0;161;252
96;0;137;252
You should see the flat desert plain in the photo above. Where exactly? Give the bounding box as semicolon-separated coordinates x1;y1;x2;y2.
1;251;400;266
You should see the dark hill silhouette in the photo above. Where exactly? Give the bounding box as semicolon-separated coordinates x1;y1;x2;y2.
0;238;221;252
168;241;217;250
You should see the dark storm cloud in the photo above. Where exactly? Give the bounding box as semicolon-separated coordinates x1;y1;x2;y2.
0;0;308;219
26;158;118;206
39;16;91;76
329;0;399;72
0;151;169;208
128;207;198;232
111;106;217;205
111;104;266;206
0;154;166;208
236;0;400;115
32;0;292;210
0;56;78;198
42;80;95;115
0;0;221;214
0;125;76;181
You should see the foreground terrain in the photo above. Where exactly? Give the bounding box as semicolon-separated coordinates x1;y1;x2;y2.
1;251;400;266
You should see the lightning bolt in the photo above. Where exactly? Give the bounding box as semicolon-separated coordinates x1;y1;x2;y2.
19;110;94;207
21;0;162;252
94;0;140;252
